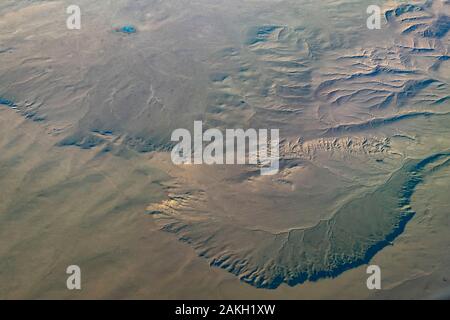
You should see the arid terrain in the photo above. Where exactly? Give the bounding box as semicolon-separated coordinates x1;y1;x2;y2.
0;0;449;299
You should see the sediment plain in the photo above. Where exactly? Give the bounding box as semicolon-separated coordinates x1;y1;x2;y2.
0;0;449;298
